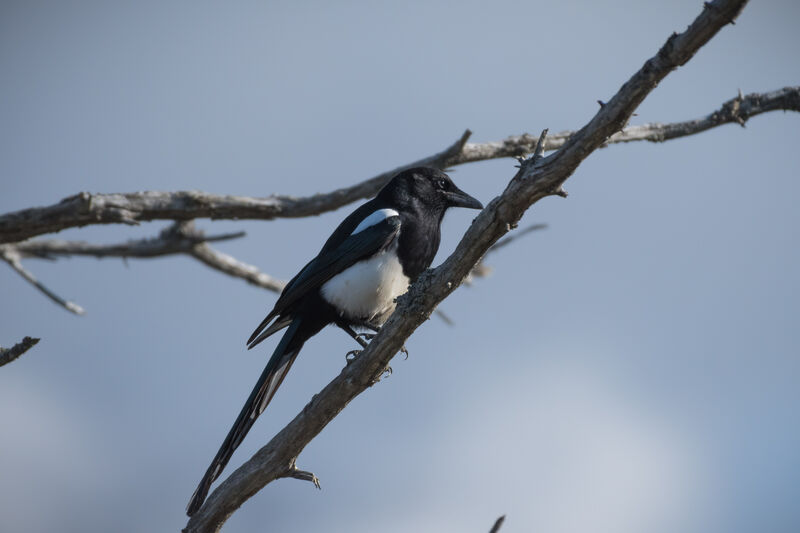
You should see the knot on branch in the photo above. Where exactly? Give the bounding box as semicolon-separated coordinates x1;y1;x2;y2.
721;89;749;126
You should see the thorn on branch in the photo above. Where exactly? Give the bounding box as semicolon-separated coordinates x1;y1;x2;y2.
532;128;549;162
434;309;455;326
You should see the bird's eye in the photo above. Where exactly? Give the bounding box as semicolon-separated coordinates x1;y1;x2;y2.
435;179;447;190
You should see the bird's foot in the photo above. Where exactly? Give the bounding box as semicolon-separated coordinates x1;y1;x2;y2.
400;345;409;359
355;332;376;342
345;349;361;364
371;364;392;384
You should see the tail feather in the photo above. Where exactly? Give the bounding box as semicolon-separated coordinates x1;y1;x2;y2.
187;318;304;516
248;314;293;350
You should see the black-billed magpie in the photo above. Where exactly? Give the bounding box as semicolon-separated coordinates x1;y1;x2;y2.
186;167;482;515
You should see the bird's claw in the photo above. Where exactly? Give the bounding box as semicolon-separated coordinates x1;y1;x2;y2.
400;345;409;359
371;365;392;384
345;350;361;364
355;332;376;342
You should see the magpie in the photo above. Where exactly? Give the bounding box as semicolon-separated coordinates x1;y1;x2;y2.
186;167;482;515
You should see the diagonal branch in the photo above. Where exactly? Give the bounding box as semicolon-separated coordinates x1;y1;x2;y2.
0;337;40;367
2;84;797;245
1;247;86;315
463;222;548;285
187;242;285;293
183;1;751;530
489;516;506;533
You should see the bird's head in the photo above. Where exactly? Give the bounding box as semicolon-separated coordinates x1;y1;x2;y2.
380;167;483;214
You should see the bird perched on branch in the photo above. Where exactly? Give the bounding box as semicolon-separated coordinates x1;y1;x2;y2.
187;167;482;515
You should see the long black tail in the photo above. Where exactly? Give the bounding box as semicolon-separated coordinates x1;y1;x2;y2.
187;318;304;516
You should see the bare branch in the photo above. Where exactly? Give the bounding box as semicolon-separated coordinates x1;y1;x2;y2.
0;337;40;367
463;222;548;286
2;84;796;245
188;242;285;293
183;1;751;530
489;515;506;533
8;226;244;260
0;131;472;244
1;248;86;315
454;86;800;160
1;223;286;309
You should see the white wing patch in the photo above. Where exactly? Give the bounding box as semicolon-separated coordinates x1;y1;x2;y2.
352;208;400;235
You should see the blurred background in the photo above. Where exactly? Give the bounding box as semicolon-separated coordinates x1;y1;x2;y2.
1;1;798;532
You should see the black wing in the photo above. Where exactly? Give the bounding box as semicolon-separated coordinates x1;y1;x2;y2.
247;216;401;348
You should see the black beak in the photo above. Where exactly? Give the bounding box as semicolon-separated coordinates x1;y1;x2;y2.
445;187;483;210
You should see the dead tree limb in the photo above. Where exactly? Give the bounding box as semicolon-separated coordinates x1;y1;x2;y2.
0;337;40;367
489;516;506;533
2;84;796;245
0;222;286;307
183;1;751;530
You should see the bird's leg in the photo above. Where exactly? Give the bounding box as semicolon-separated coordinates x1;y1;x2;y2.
337;322;406;365
337;323;368;364
353;322;381;343
338;323;369;348
362;322;381;333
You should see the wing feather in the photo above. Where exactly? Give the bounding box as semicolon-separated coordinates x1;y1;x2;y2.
246;216;400;348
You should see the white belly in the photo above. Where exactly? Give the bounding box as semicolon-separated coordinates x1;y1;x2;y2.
320;246;410;323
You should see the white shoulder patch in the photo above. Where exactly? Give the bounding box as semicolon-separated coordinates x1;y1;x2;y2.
352;208;400;235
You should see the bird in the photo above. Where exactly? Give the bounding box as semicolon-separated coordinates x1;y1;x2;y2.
186;166;482;515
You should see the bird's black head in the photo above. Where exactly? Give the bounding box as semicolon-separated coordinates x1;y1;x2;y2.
378;167;483;214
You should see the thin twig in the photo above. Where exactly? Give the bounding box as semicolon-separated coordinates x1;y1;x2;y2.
1;248;85;315
7;224;244;260
0;337;40;367
188;242;285;293
463;222;548;285
0;223;285;311
489;515;506;533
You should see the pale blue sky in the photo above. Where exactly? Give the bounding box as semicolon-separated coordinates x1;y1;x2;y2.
1;1;799;532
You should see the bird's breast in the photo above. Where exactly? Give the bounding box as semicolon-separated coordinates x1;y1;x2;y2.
320;243;410;324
